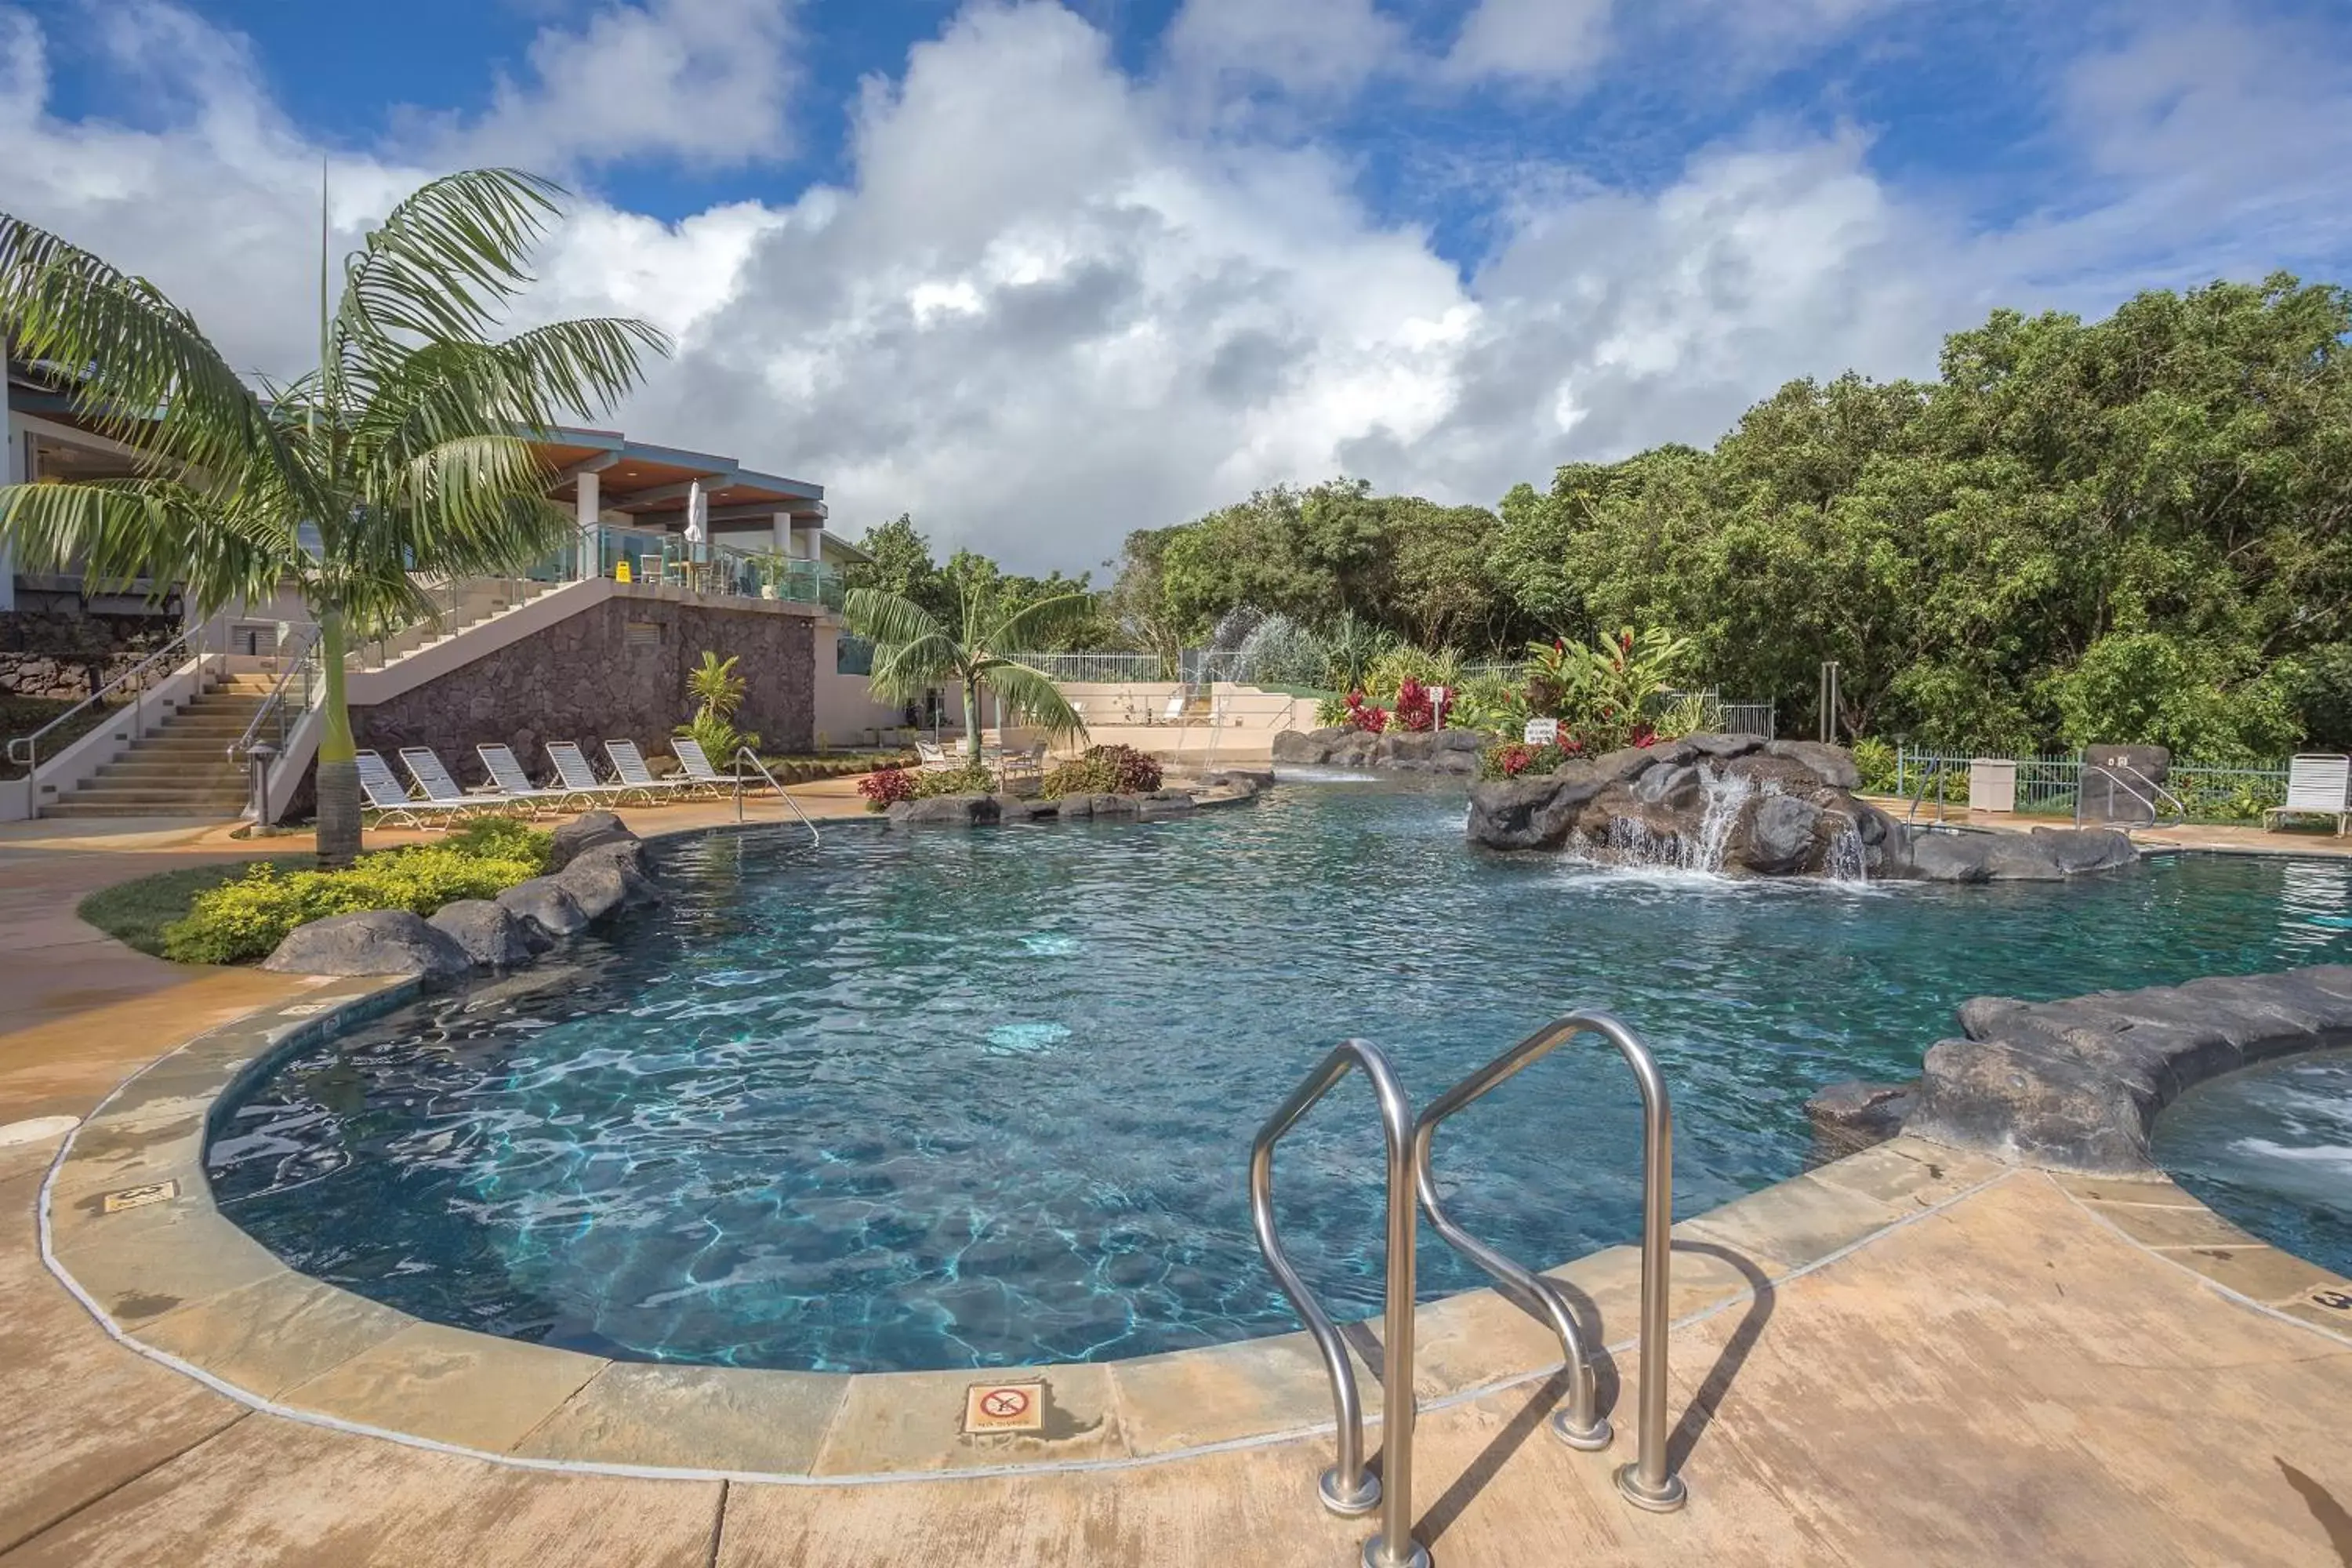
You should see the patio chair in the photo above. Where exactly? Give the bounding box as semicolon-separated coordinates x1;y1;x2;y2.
668;736;736;797
544;742;633;808
474;743;572;815
604;739;699;804
401;747;512;817
997;741;1048;794
2264;754;2352;834
915;740;959;771
354;750;473;829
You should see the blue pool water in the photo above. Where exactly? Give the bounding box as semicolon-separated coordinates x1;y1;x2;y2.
207;785;2352;1371
2154;1047;2352;1278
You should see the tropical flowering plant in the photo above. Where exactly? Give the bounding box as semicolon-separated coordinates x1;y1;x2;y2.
1341;690;1390;734
1476;740;1575;780
1390;677;1451;733
857;765;916;811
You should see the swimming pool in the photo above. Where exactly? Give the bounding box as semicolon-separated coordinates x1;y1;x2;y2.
2154;1046;2352;1278
206;784;2352;1371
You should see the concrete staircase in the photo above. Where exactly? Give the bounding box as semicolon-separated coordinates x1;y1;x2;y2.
40;673;272;819
349;579;564;670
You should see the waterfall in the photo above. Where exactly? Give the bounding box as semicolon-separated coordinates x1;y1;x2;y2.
1584;767;1756;876
1825;822;1868;884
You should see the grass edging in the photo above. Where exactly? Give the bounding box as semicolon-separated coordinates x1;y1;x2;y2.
76;856;312;958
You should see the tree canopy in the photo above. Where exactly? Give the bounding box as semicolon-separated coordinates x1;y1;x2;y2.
1098;273;2352;757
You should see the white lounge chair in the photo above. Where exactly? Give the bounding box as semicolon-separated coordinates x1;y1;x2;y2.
668;736;735;796
474;744;570;815
355;750;474;829
401;747;511;817
915;740;958;771
604;739;698;804
2265;754;2351;834
544;742;633;808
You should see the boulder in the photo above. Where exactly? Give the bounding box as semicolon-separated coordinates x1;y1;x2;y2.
1804;1080;1915;1160
1764;739;1862;790
1138;790;1197;818
548;811;634;872
1465;768;1611;851
1686;733;1765;760
1632;763;1700;810
2027;826;2138;874
554;842;665;919
1739;793;1825;875
887;793;1003;827
428;899;546;969
262;909;472;980
1271;729;1334;764
497;877;592;939
1007;797;1064;822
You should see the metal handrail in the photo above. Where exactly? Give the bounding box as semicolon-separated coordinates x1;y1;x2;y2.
1414;1011;1687;1513
5;621;220;818
1249;1040;1428;1568
1904;758;1950;825
227;624;323;765
730;746;820;848
2075;762;2186;829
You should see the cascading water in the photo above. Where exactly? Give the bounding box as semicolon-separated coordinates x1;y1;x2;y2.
1587;767;1757;875
1825;822;1868;884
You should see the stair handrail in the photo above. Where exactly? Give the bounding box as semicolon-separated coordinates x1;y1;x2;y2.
2075;761;2185;830
1412;1011;1687;1513
730;746;820;848
1904;757;1949;824
1249;1039;1428;1568
5;620;216;796
227;622;324;767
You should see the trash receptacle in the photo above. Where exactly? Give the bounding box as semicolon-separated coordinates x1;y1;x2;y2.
1969;758;2017;813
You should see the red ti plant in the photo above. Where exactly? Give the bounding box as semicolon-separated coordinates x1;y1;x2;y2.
857;765;916;811
1342;690;1390;735
1392;677;1436;732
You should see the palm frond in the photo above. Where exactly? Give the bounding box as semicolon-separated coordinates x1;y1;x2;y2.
979;660;1089;741
334;169;564;348
985;591;1098;655
0;212;281;482
844;586;946;648
867;631;962;702
371;434;578;576
0;477;298;608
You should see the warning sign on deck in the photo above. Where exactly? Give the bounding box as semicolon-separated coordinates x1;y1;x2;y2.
102;1180;179;1214
963;1381;1045;1434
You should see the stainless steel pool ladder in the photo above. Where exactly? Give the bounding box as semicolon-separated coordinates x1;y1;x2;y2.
1414;1011;1688;1513
1249;1040;1428;1568
1249;1018;1687;1568
730;746;820;847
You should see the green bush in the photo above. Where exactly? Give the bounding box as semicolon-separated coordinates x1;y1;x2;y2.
1849;737;1897;793
158;830;548;966
1040;744;1163;798
912;760;997;798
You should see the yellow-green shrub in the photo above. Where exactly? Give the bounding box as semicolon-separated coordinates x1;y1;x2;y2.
160;833;548;966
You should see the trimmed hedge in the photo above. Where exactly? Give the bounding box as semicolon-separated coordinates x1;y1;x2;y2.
157;818;553;966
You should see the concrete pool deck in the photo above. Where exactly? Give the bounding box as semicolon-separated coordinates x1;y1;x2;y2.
2;800;2352;1562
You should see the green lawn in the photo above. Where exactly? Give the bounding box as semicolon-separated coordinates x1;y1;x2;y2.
78;856;310;957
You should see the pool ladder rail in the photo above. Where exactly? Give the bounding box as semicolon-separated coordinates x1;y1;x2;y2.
728;746;821;847
1248;1012;1686;1568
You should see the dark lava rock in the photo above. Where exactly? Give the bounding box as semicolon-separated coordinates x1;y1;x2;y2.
262;909;471;979
547;811;634;872
886;793;1003;827
428;898;546;968
2027;826;2140;874
1804;1080;1916;1161
497;877;591;939
1765;739;1862;790
1741;793;1825;875
553;842;664;920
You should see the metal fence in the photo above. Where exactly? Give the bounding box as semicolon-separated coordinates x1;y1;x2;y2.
1889;746;2292;823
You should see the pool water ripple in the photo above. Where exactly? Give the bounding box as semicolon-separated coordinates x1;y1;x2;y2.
209;785;2352;1370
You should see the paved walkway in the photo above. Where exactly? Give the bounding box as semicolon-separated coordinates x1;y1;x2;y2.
2;802;2351;1563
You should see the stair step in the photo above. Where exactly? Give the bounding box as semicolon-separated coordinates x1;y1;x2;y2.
44;802;245;818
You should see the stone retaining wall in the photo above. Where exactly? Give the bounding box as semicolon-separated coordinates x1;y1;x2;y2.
353;597;815;785
1902;965;2352;1173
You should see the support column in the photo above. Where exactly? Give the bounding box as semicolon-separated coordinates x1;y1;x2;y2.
576;469;601;580
772;510;791;557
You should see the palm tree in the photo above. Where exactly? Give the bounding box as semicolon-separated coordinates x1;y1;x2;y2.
846;581;1092;762
0;170;666;865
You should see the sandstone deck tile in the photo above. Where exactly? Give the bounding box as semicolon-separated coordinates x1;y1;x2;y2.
0;1400;720;1568
137;1273;416;1402
1807;1137;2006;1210
0;1174;245;1556
2049;1171;2206;1207
1110;1328;1380;1456
2084;1198;2263;1250
278;1323;609;1454
1673;1171;1905;1273
2163;1242;2348;1305
1408;1280;1582;1399
514;1363;848;1473
50;1203;287;1330
811;1363;1127;1475
1545;1240;1762;1336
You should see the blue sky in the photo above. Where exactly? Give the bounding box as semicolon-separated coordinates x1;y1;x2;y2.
8;0;2350;569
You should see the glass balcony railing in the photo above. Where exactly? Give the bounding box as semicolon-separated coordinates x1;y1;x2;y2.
533;527;845;611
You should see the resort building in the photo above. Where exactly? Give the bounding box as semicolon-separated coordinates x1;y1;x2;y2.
2;354;903;821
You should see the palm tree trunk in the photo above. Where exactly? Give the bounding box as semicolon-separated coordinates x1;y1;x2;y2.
314;608;361;868
963;674;982;764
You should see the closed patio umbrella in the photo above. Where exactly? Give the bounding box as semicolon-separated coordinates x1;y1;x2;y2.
685;480;710;563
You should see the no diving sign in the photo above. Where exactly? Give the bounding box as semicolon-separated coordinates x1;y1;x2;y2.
963;1381;1045;1434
